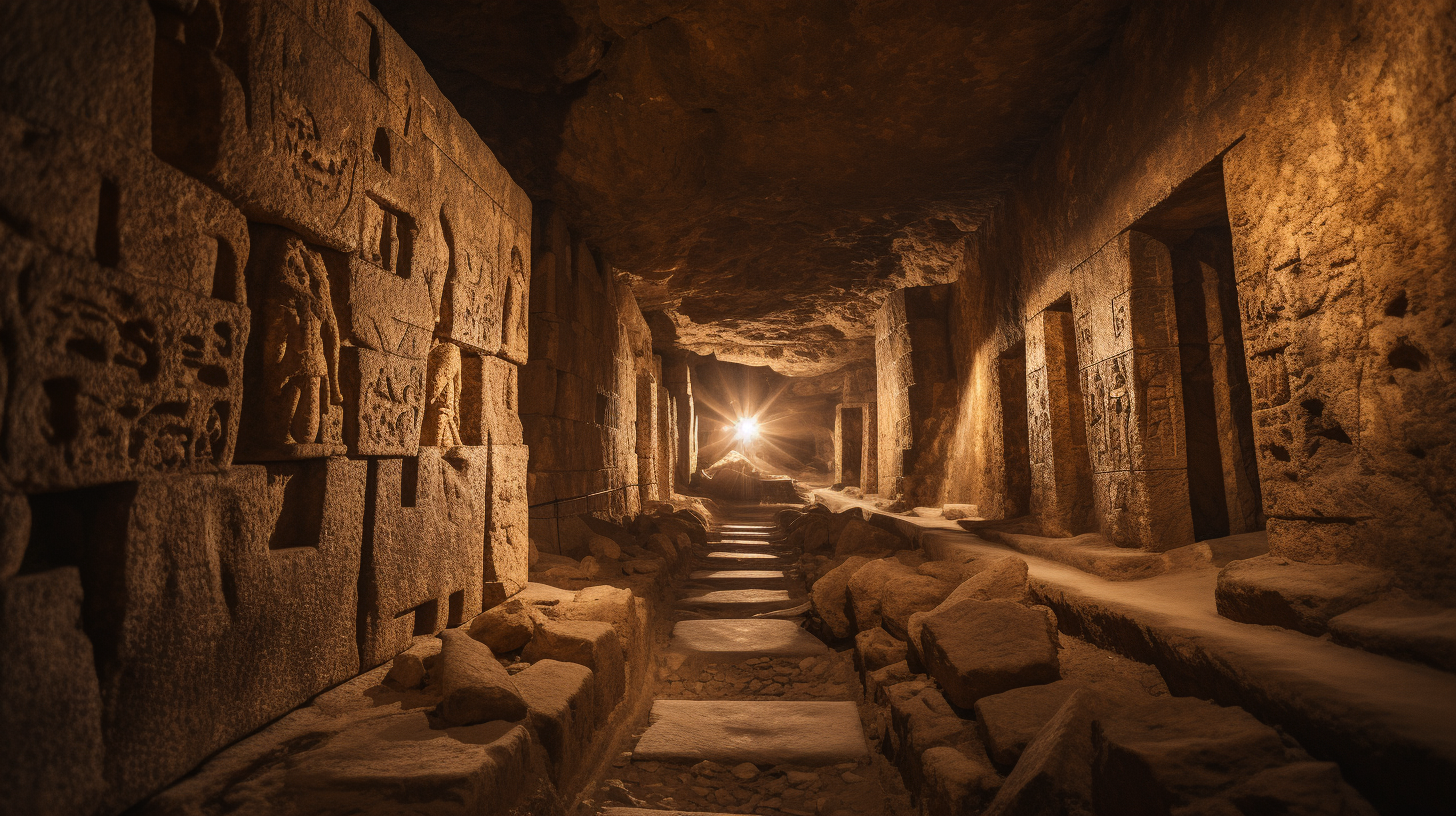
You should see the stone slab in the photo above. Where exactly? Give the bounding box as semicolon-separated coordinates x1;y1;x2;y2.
688;570;787;581
704;551;783;561
669;619;828;659
633;700;868;765
678;589;799;614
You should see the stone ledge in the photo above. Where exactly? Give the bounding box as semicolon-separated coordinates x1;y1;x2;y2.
811;489;1456;814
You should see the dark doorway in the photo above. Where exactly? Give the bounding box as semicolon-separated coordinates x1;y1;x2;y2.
998;343;1032;517
840;406;864;488
1135;158;1264;540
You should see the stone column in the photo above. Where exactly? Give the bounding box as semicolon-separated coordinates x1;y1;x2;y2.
1025;306;1095;536
1072;230;1195;550
663;356;696;484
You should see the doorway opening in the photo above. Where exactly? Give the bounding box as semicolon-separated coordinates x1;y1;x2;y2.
998;342;1032;517
839;405;864;488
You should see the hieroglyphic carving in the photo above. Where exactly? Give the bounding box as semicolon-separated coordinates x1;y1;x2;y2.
1;230;248;490
340;346;424;456
1134;350;1185;469
421;341;462;446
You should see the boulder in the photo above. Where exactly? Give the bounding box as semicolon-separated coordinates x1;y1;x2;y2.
920;599;1060;709
854;627;908;675
435;630;528;726
835;517;906;557
879;573;955;640
921;746;1002;816
866;661;919;705
1212;761;1377;816
587;535;621;561
1091;696;1304;814
644;532;679;563
383;637;444;690
908;557;1031;664
888;685;978;791
974;680;1084;769
846;558;918;632
942;504;980;521
1215;555;1389;635
810;555;871;639
468;599;542;654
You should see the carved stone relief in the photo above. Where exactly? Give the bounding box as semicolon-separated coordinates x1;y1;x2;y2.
420;341;462;447
2;230;249;490
341;347;424;457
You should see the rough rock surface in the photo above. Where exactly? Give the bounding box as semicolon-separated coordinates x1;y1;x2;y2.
854;627;909;675
974;680;1084;769
920;599;1060;709
811;556;872;640
1216;555;1390;635
377;0;1131;374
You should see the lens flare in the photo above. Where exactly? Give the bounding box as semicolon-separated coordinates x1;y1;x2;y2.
734;416;760;443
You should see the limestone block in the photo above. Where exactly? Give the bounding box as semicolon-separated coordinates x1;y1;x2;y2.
0;110;249;299
810;555;871;639
236;227;346;461
487;443;531;596
974;680;1085;769
920;599;1060;710
854;627;908;675
878;572;956;640
151;0;390;251
360;447;490;667
1090;696;1304;813
846;558;919;633
0;568;106;816
1215;554;1389;635
521;619;626;723
1;231;249;491
462;353;523;446
339;346;425;456
436;630;528;727
0;0;151;143
515;658;597;785
335;254;435;360
88;458;366;810
983;689;1105;816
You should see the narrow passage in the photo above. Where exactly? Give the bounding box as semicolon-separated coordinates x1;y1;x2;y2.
593;502;914;816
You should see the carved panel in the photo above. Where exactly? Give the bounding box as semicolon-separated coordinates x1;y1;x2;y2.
340;346;425;457
2;232;248;491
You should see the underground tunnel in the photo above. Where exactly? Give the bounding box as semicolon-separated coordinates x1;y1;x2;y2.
0;0;1453;814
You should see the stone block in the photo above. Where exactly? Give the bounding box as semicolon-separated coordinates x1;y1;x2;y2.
486;443;531;596
854;627;908;676
1328;598;1456;673
462;353;523;446
0;109;249;299
435;630;528;727
522;619;626;723
811;555;871;639
847;558;919;633
85;457;365;810
1215;554;1389;635
151;0;390;251
974;680;1084;769
0;568;106;816
515;658;597;785
0;0;151;143
360;447;490;667
334;254;435;360
983;689;1104;816
887;685;979;791
920;599;1060;710
921;746;1003;816
878;572;956;640
339;346;425;456
1090;696;1303;814
1;230;249;491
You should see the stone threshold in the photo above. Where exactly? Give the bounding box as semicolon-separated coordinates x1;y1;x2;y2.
812;489;1456;813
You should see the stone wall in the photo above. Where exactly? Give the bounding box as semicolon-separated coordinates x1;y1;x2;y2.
875;285;958;506
522;205;673;557
939;1;1455;596
0;1;538;812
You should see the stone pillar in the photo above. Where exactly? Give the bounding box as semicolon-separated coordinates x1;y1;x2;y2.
1072;230;1195;551
874;285;955;503
1025;306;1095;536
663;356;696;484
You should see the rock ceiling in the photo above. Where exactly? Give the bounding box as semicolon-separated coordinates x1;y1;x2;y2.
378;0;1130;375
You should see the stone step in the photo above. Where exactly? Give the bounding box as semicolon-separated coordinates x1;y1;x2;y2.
668;619;828;660
701;551;785;562
633;700;868;765
677;589;801;616
688;569;787;582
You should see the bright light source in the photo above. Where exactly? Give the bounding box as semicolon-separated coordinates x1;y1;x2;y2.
734;416;760;443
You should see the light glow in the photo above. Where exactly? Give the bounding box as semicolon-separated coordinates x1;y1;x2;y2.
734;416;760;443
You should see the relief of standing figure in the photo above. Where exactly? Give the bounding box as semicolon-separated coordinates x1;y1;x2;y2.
421;340;463;447
263;236;342;449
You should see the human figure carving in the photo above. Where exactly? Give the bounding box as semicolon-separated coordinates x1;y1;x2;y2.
263;238;341;447
422;340;462;446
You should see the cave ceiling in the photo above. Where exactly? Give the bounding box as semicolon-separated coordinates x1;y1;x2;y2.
377;0;1130;376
